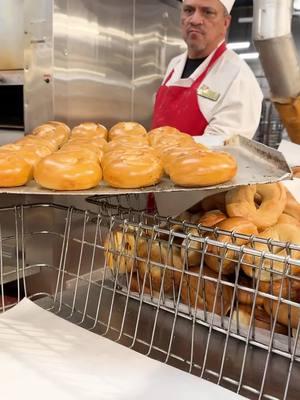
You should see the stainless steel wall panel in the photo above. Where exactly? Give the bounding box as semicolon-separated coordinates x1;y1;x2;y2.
53;0;134;128
23;0;184;131
133;0;184;129
0;0;24;70
24;0;54;132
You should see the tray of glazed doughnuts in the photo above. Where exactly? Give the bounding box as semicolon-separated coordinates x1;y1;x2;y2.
102;181;300;355
0;120;292;195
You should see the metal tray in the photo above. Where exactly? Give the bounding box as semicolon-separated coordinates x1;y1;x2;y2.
0;135;291;196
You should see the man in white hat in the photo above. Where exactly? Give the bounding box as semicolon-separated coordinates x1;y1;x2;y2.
152;0;263;145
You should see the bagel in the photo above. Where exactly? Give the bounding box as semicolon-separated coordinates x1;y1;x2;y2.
104;231;138;274
188;190;227;214
168;150;237;187
277;213;300;226
108;122;147;141
284;188;300;222
137;240;183;293
205;217;258;275
226;183;287;231
242;223;300;281
180;227;202;266
259;276;300;302
237;276;265;306
233;304;288;334
201;191;227;213
180;266;233;316
264;299;300;329
180;211;227;267
34;152;102;190
102;151;163;189
292;166;300;178
0;153;32;187
129;273;157;296
198;210;227;227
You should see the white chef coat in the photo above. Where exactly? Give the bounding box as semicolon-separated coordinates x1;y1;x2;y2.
163;46;263;146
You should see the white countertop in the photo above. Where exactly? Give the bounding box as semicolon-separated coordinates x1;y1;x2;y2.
0;129;24;145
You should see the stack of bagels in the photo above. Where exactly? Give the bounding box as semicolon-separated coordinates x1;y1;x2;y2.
0;121;238;190
105;181;300;336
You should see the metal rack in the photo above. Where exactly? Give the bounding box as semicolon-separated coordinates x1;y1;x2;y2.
254;99;284;149
0;200;300;400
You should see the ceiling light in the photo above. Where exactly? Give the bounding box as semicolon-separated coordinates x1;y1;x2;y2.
239;52;259;60
227;41;251;50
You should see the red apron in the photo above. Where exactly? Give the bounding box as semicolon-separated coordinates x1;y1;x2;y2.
151;42;227;136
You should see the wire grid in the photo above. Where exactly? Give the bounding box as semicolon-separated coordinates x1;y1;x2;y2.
0;202;300;400
254;99;284;149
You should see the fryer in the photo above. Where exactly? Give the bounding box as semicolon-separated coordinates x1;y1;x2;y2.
1;195;299;400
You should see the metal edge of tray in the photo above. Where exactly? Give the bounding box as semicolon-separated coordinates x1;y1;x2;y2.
0;135;292;196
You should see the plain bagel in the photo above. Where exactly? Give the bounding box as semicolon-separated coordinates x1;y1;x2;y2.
225;183;287;231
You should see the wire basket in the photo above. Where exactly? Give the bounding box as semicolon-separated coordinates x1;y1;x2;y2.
1;201;300;400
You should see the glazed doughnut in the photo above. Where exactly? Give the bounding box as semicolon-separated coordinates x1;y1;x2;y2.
160;143;208;176
148;126;180;137
104;140;151;155
110;134;149;145
71;122;107;139
108;122;147;141
225;183;287;231
47;120;71;135
32;124;56;135
205;217;258;275
233;304;288;334
58;147;101;164
33;123;69;146
17;134;59;152
264;299;300;329
168;150;237;187
102;151;163;189
284;189;300;222
104;231;138;274
242;223;300;281
180;266;233;316
0;153;32;187
150;132;195;149
68;136;107;150
137;240;183;293
148;126;182;147
34;152;102;190
0;144;42;168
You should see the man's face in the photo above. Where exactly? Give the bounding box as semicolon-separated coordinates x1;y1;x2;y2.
181;0;231;58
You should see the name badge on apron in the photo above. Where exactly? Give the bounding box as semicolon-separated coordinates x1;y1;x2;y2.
197;84;220;101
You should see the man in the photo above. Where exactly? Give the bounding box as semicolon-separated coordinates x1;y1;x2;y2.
152;0;263;146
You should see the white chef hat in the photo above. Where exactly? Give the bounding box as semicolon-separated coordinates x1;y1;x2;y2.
219;0;235;13
182;0;235;14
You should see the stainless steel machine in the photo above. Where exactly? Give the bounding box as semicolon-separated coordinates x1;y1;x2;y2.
23;0;184;132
